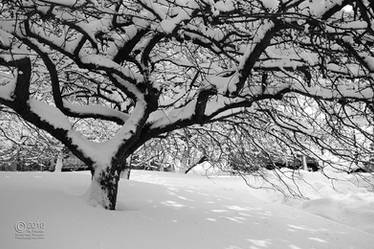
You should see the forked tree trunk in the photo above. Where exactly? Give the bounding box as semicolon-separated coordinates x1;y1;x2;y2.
86;165;121;210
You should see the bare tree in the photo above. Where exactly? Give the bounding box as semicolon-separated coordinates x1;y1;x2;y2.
0;0;373;209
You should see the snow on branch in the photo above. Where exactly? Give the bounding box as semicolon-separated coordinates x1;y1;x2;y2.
0;75;16;101
68;99;148;167
0;29;13;50
62;101;130;124
299;0;347;19
79;54;143;83
291;83;374;101
148;99;198;129
1;0;373;172
28;99;72;130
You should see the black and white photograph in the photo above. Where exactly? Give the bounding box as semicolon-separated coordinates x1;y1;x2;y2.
0;0;374;248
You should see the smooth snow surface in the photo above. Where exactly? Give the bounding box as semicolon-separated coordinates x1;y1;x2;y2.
0;170;373;249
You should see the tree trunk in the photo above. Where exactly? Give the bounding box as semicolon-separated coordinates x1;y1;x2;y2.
86;166;121;210
120;157;131;179
302;155;308;171
120;168;131;179
54;150;63;172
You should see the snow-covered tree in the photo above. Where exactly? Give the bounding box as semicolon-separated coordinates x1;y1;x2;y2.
0;0;374;209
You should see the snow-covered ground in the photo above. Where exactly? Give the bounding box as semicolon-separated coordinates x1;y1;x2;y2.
0;169;373;249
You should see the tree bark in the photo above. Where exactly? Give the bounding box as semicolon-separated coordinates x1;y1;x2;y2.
54;150;63;172
302;155;308;171
86;166;121;210
120;157;132;179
